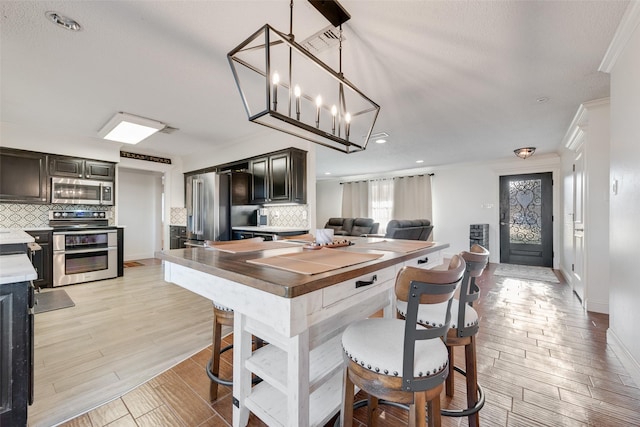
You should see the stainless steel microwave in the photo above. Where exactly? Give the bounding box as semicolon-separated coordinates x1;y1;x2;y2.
51;177;114;205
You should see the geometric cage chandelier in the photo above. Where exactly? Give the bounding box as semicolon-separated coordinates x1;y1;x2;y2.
227;0;380;154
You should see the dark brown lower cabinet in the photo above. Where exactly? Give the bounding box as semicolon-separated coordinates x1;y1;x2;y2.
0;280;33;427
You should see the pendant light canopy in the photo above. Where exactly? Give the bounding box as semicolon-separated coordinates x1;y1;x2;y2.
227;0;380;154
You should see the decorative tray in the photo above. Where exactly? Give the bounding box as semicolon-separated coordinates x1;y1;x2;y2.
303;239;354;250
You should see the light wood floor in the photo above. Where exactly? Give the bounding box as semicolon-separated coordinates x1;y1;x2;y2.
28;259;215;427
36;261;640;427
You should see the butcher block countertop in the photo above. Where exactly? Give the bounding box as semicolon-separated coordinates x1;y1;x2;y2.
156;238;449;298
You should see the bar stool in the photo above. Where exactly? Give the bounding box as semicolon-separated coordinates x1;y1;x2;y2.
396;244;489;427
341;256;466;427
206;302;264;401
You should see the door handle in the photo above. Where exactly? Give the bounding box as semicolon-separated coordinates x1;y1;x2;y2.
500;222;507;226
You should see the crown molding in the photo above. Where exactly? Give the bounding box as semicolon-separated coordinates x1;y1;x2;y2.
561;98;609;149
599;0;640;73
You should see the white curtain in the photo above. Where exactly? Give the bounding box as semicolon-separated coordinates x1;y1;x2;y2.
392;175;433;220
341;181;368;218
369;179;394;233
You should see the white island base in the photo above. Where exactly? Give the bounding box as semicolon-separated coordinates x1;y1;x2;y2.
162;244;445;427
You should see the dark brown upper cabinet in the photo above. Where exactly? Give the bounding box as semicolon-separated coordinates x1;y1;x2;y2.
249;148;306;204
0;147;49;203
50;156;115;180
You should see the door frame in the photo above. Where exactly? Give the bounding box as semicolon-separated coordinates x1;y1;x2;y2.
494;161;561;270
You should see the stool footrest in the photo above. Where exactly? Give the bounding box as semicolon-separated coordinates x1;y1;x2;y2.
206;342;262;386
440;365;485;418
338;366;485;423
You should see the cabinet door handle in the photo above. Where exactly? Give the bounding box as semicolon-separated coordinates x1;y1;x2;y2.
417;257;429;265
355;275;377;288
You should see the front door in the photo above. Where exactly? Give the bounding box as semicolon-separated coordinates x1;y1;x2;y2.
499;172;553;267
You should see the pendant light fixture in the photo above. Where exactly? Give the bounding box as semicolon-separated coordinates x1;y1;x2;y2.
227;0;380;154
514;147;536;159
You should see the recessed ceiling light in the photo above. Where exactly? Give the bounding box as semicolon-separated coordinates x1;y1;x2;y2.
324;172;332;175
375;139;387;144
416;160;424;164
45;12;82;31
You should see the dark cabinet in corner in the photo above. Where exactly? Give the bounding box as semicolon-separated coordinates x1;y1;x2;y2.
49;156;115;180
0;147;49;204
249;148;306;204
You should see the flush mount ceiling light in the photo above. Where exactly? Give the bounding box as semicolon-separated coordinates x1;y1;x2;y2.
227;0;380;154
514;147;536;159
98;112;166;144
45;12;82;31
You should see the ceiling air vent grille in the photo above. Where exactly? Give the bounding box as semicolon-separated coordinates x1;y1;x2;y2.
159;126;179;134
300;25;344;54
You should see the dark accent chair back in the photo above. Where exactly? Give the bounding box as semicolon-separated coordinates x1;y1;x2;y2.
385;219;433;241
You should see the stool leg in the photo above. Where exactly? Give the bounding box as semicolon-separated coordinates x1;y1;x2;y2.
466;336;479;427
341;367;354;427
411;391;427;427
367;394;379;426
445;345;454;397
209;311;222;401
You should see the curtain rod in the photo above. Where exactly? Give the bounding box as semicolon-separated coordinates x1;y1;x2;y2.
339;173;434;184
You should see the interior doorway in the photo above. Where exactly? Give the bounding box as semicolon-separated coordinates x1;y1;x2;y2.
499;172;553;267
118;168;164;261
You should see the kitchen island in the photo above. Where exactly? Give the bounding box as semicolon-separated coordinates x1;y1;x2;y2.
156;238;449;427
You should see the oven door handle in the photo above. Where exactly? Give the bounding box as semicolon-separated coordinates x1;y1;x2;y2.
55;247;117;255
54;230;117;236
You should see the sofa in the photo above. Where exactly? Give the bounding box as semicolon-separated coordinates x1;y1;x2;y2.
384;219;433;241
324;217;380;236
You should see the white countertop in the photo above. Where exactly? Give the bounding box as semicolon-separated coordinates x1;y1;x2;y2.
0;253;37;285
0;228;36;245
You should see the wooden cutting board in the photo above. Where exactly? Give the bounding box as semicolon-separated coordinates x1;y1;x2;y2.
247;248;383;275
359;240;435;253
206;240;300;253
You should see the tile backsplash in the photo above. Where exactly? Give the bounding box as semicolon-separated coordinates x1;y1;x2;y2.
170;207;187;226
0;203;115;228
265;205;308;228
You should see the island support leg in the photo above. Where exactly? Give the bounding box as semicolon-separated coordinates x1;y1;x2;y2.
287;330;310;426
233;312;252;427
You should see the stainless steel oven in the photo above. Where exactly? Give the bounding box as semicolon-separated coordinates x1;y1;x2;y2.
51;177;114;205
52;229;117;286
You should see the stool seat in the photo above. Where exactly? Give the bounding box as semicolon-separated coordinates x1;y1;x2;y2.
397;299;478;329
342;318;448;378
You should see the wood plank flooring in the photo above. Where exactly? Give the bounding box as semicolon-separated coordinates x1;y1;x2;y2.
28;259;215;427
35;261;640;427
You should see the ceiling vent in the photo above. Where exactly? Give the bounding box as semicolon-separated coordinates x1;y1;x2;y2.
158;126;179;134
300;25;344;54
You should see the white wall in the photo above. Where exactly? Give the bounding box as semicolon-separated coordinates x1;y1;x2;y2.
316;180;343;229
605;1;640;388
318;154;561;265
118;168;164;260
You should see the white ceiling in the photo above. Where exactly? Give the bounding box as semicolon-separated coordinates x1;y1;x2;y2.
0;1;628;178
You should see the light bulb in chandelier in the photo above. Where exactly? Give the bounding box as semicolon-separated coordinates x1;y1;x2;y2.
272;72;280;110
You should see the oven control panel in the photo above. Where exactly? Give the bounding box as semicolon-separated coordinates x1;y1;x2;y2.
49;210;109;220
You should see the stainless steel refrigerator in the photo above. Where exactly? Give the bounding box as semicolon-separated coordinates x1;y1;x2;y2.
186;171;231;244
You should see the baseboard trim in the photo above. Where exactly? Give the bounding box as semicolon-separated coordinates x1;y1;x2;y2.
586;299;609;314
607;328;640;388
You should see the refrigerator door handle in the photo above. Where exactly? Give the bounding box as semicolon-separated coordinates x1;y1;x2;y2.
194;179;204;235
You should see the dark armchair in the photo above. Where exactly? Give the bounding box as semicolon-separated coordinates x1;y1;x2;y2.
384;219;433;241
